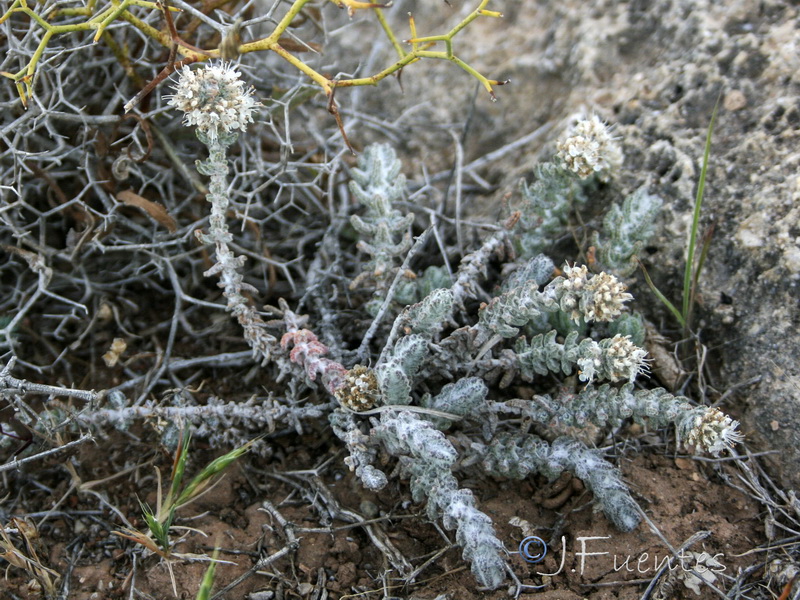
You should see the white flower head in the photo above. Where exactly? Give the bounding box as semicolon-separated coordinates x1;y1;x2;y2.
577;335;648;383
584;271;633;322
335;365;380;412
557;264;591;322
555;265;632;324
557;115;623;181
577;346;603;383
684;408;744;456
600;334;649;382
167;62;260;142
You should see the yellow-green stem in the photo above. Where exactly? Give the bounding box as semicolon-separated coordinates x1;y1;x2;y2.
16;6;52;29
374;8;406;58
0;0;23;25
240;0;314;52
271;44;332;94
28;30;54;78
93;0;135;41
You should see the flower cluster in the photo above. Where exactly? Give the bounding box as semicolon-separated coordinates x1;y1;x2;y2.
556;264;632;323
576;334;649;383
557;115;623;181
683;408;744;457
167;62;260;143
585;271;632;321
335;365;379;411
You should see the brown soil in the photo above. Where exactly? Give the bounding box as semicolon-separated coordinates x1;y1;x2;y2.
1;424;768;599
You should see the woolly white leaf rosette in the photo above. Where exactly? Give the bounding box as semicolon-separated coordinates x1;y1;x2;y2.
167;62;260;142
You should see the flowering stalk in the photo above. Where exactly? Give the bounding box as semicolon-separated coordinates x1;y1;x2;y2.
477;264;633;342
167;63;277;364
513;116;623;260
499;383;743;457
515;331;648;383
477;331;648;385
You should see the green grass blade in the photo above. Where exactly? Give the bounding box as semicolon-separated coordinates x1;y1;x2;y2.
682;96;720;325
175;440;254;507
687;224;715;330
639;259;685;327
195;547;220;600
140;499;169;551
168;428;192;508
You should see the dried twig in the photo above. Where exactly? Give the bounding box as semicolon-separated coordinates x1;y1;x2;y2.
0;434;93;474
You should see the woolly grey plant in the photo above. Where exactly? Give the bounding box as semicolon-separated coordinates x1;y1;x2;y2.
476;263;633;342
348;144;453;308
478;383;743;534
449;229;509;309
329;288;508;588
372;410;507;589
398;265;454;306
349;144;414;307
324;137;743;592
604;311;647;347
374;249;739;580
71;390;329;456
513;115;627;262
592;186;664;276
499;254;556;293
166;62;277;365
424;259;649;386
376;334;429;405
420;377;488;430
510;330;649;384
328;408;388;491
395;286;455;339
517;383;744;457
465;261;649;386
513;162;585;261
0;119;745;594
475;433;641;532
